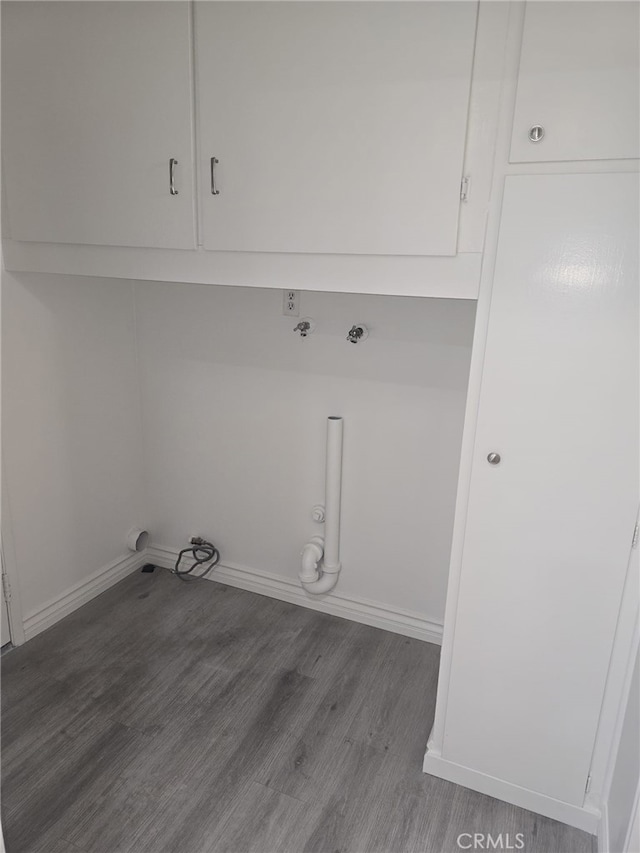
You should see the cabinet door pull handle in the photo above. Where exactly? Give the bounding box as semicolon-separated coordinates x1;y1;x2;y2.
211;157;220;195
169;158;179;195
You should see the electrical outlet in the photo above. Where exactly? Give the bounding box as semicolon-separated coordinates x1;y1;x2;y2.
282;290;300;317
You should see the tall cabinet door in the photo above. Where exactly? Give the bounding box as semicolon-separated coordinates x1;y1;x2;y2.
442;173;639;806
2;2;196;249
196;2;477;256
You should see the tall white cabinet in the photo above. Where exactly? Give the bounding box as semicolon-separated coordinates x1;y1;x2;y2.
424;3;640;832
2;2;196;248
424;172;639;824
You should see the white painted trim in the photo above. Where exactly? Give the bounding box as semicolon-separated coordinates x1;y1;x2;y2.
429;0;524;752
599;800;610;853
0;457;26;647
423;749;600;836
1;240;482;300
22;551;146;641
504;160;639;177
623;782;640;853
587;530;639;812
147;545;443;645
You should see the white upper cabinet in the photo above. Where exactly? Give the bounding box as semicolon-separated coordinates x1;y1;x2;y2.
510;2;640;163
2;2;196;248
196;2;478;256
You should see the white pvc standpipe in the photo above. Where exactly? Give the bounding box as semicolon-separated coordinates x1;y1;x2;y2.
300;416;343;594
323;416;343;573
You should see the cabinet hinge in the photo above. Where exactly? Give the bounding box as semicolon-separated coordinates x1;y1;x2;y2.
2;573;11;602
632;523;639;550
460;176;471;202
585;775;592;794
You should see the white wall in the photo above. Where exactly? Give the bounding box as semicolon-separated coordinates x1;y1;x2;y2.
607;647;640;853
135;281;475;623
2;271;143;619
2;271;474;636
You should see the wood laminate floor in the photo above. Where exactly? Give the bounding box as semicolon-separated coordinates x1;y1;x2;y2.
2;569;596;853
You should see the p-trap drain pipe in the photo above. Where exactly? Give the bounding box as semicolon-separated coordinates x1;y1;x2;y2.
300;416;343;595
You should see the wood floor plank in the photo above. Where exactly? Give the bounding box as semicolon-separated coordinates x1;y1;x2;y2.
260;730;386;807
186;595;307;677
3;717;145;851
1;670;94;767
281;622;399;742
57;775;177;853
345;634;440;763
2;570;598;853
358;753;461;853
203;781;319;853
2;692;119;808
297;738;399;853
127;730;296;853
6;826;88;853
80;644;228;736
118;666;308;800
438;784;598;853
118;669;318;853
47;840;87;853
272;609;358;680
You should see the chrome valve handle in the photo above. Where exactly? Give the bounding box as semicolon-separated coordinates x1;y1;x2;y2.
347;324;369;344
294;318;315;337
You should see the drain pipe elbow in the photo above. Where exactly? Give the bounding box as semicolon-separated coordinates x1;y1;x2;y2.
301;562;341;595
299;536;325;584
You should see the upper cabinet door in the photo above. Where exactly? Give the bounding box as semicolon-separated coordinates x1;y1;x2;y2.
196;2;477;256
2;2;196;249
510;2;640;163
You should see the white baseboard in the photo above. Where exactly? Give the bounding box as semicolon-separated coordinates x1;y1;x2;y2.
598;800;610;853
147;545;443;645
423;748;600;835
22;551;145;641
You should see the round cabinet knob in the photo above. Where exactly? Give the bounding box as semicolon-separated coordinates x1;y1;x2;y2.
528;125;545;143
487;452;501;465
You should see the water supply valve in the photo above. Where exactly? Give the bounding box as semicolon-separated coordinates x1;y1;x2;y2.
346;324;368;344
294;318;315;337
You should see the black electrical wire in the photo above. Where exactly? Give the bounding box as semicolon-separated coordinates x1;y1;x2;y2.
173;537;220;581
